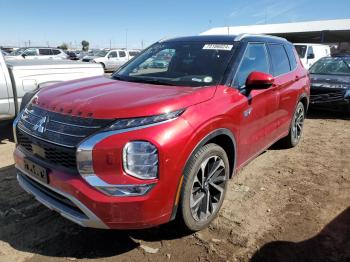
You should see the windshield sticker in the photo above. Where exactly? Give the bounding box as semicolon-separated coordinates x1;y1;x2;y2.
203;44;233;51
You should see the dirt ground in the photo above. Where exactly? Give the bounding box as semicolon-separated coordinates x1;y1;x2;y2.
0;110;349;262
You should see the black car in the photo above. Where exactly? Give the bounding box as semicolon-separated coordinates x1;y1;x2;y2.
309;56;350;112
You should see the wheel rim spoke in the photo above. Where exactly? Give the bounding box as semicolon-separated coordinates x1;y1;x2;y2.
190;155;227;222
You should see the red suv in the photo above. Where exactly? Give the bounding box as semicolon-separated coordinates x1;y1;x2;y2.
13;35;309;231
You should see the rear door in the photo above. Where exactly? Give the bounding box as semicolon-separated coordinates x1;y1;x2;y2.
117;51;128;68
233;42;273;163
38;48;53;59
267;43;299;138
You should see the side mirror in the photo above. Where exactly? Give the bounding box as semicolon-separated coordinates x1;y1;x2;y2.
307;53;315;59
22;54;26;58
245;71;274;90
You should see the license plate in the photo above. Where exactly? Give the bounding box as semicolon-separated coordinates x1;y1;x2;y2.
24;159;49;184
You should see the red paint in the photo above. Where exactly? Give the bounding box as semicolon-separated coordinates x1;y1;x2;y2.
14;38;310;229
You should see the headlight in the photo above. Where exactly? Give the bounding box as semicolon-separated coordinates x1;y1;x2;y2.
106;109;185;131
123;141;158;179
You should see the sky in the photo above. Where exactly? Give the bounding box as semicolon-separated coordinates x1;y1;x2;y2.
0;0;349;49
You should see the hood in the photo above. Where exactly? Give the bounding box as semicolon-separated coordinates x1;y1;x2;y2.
310;74;350;89
34;76;216;119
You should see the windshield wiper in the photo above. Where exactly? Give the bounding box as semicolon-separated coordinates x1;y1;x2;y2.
124;77;177;86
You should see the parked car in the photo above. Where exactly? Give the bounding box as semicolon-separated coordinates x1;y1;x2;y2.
1;50;9;56
6;47;68;60
81;49;102;62
66;51;80;60
85;49;140;71
0;50;104;122
309;55;350;112
294;43;330;69
13;35;309;231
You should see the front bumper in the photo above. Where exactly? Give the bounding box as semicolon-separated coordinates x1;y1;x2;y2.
14;146;174;229
310;87;350;110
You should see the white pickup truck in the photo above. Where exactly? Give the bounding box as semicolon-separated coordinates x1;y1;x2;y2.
0;51;104;122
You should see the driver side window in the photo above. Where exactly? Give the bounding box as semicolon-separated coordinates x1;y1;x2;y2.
23;48;37;56
234;43;269;88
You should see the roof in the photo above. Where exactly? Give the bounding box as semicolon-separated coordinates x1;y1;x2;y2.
201;19;350;35
201;19;350;43
161;34;288;44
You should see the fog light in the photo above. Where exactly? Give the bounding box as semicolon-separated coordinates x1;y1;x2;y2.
123;141;158;179
98;184;154;196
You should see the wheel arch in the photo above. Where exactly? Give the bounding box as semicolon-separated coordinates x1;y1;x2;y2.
170;128;237;221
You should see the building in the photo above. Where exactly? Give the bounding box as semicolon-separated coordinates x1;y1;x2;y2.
201;19;350;53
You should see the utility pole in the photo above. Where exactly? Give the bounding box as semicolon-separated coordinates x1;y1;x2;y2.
28;40;31;47
141;40;144;49
109;39;112;49
125;29;128;50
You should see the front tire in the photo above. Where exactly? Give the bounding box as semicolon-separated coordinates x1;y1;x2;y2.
281;101;305;148
179;143;229;231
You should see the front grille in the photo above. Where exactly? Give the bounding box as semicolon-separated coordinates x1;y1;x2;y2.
17;104;114;148
17;129;77;169
310;88;345;103
16;104;114;170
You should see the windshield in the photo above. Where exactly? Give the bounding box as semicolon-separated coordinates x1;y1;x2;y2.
113;41;235;87
309;57;350;75
10;48;26;56
294;45;307;58
96;50;108;57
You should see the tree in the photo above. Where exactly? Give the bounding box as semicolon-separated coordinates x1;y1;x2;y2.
58;43;68;50
81;40;89;51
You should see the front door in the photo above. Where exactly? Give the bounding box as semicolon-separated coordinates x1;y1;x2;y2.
233;42;275;164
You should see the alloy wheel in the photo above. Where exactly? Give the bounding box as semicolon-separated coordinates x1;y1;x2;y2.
292;105;304;142
190;155;227;222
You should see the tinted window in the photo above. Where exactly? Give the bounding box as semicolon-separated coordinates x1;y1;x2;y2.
307;46;314;57
129;51;140;57
234;43;270;87
39;49;51;55
115;41;235;87
52;49;61;55
268;44;291;76
119;51;126;57
285;44;297;70
109;51;118;58
294;45;307;58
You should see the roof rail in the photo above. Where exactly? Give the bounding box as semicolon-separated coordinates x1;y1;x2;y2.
234;33;286;41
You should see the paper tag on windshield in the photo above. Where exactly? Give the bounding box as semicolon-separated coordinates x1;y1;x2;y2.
203;44;233;51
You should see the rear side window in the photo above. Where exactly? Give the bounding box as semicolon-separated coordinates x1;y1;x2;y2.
268;44;291;76
234;43;270;87
129;51;140;57
285;45;297;70
52;49;61;55
119;51;126;57
39;49;52;55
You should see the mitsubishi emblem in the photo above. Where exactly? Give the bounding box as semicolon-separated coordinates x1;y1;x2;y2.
33;116;48;133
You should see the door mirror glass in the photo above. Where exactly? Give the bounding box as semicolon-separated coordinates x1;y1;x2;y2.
246;71;274;90
307;53;315;59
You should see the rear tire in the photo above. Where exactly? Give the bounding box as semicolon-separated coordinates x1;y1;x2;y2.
179;143;229;231
280;101;305;148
